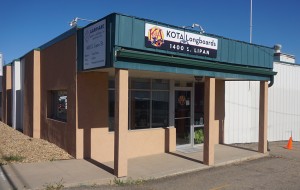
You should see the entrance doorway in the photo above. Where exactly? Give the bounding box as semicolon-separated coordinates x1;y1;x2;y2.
174;82;205;147
175;89;192;146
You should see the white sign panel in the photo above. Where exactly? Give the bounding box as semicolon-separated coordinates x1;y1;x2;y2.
84;19;106;70
145;23;218;58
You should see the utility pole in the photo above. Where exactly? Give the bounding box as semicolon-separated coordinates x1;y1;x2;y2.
250;0;253;43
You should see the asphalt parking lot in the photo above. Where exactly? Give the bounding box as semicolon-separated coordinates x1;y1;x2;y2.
67;141;300;190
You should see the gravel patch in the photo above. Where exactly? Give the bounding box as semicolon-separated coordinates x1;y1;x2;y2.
0;122;73;165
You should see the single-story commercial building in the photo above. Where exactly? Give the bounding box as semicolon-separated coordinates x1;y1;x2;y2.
2;13;276;177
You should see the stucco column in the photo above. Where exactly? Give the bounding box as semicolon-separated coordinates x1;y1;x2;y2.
165;127;176;152
33;50;41;139
258;81;268;153
114;69;128;177
204;77;216;165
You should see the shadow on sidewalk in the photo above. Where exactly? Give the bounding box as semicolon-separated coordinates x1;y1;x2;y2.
85;159;114;175
167;152;203;164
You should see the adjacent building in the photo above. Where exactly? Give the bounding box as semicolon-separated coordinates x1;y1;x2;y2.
225;51;299;143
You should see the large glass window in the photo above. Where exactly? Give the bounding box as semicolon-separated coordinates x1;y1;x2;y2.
152;91;169;128
130;78;169;130
49;90;67;122
108;78;170;131
130;91;151;129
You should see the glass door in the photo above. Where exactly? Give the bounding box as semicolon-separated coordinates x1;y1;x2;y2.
193;82;205;145
175;90;192;146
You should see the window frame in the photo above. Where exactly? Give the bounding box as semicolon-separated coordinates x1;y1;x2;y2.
129;78;170;130
108;78;170;131
48;90;67;122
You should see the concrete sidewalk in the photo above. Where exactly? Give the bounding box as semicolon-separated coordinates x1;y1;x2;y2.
0;144;267;190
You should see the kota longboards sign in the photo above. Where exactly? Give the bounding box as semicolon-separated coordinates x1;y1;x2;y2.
145;23;218;58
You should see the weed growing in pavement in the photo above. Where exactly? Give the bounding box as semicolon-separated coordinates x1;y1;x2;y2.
43;178;64;190
112;177;146;186
2;155;25;162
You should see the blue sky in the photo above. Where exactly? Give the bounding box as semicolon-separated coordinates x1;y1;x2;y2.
1;0;299;64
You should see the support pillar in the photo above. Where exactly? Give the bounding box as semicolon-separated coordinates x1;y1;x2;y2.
258;81;268;153
165;127;176;152
114;69;128;177
203;77;215;165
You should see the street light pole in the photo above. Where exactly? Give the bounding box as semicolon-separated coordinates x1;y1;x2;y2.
250;0;253;43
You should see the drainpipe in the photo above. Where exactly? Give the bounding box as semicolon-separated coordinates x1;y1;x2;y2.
268;75;274;88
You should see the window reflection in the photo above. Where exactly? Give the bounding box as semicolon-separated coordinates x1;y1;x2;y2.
50;90;67;122
130;91;150;129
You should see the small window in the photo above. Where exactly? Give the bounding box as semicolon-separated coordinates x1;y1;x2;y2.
49;90;67;122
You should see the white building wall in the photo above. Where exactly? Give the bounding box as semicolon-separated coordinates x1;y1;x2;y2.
225;62;300;144
268;62;300;142
225;81;259;144
12;60;23;130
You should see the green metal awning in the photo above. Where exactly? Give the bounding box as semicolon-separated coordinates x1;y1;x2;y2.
116;49;277;80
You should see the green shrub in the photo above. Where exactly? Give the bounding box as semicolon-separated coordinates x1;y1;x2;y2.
2;155;24;162
194;129;204;144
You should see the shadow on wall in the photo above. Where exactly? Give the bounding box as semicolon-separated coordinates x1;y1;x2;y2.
7;89;12;126
16;90;23;132
215;80;225;144
77;72;109;161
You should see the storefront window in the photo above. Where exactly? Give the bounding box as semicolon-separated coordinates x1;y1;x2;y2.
130;78;169;130
130;91;150;129
108;78;170;131
152;91;169;128
49;90;67;122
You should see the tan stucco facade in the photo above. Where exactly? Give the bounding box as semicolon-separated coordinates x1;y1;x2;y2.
203;78;226;165
259;81;268;153
204;77;216;165
40;35;77;157
76;71;110;159
23;50;40;138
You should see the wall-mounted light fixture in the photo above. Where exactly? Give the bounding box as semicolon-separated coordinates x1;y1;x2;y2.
182;23;205;34
69;17;96;27
194;76;204;82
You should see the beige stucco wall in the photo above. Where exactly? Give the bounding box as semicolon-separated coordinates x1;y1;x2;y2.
77;71;111;160
23;50;40;138
40;34;77;157
89;128;172;163
76;71;176;163
127;128;166;158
